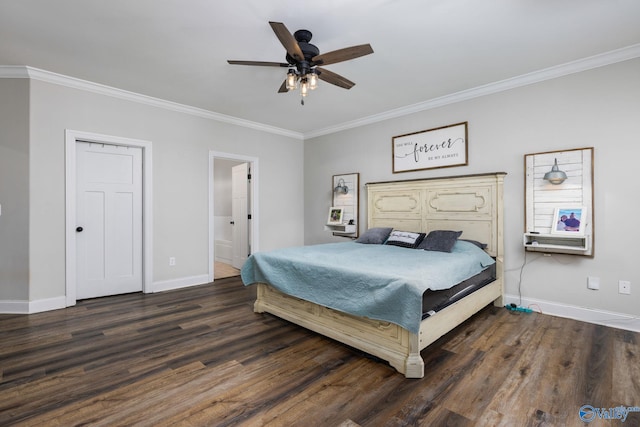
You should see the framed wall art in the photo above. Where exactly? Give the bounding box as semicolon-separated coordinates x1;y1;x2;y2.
392;122;468;173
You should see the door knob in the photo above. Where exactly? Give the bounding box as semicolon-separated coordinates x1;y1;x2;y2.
76;226;83;232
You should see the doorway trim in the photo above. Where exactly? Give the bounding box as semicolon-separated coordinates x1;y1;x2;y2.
65;129;153;306
209;151;259;282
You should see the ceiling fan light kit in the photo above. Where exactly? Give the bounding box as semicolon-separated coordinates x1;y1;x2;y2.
228;21;373;105
286;69;318;94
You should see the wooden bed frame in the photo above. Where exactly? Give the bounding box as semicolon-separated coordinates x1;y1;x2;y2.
253;173;506;378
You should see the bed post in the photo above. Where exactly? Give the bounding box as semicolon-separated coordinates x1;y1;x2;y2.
493;173;506;307
254;283;267;313
404;333;425;378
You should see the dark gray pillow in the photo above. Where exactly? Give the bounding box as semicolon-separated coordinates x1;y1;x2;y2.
385;230;426;248
417;230;462;252
355;227;393;244
459;239;488;249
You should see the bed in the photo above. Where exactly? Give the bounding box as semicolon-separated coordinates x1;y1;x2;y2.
242;172;506;378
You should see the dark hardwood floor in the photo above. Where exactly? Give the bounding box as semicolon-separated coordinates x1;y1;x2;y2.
1;277;638;426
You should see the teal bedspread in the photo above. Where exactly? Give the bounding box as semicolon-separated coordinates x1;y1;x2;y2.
241;240;495;334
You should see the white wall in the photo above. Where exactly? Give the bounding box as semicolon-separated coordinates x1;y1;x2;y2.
213;158;241;263
0;76;304;305
304;59;640;325
213;158;241;242
213;158;238;218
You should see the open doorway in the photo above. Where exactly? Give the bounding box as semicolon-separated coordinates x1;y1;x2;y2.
209;151;259;282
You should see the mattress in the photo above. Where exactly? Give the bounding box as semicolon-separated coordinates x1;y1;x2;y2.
242;240;496;334
421;263;496;319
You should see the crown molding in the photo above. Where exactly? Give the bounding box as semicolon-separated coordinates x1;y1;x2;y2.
303;43;640;139
0;65;304;140
2;43;639;141
0;65;31;78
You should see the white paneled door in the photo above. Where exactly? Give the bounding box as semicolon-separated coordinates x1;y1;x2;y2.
231;163;249;269
76;142;143;299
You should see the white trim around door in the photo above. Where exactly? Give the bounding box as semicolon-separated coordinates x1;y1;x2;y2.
209;151;259;283
65;130;153;306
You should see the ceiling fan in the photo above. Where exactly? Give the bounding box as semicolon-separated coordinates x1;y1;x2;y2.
227;21;373;104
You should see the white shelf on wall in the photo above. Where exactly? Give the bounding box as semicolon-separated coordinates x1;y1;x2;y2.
325;223;357;236
523;232;589;254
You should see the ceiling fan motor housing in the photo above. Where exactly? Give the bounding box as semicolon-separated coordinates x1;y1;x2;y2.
286;29;320;74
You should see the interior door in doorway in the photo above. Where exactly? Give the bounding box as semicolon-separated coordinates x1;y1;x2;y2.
231;163;249;269
76;142;143;299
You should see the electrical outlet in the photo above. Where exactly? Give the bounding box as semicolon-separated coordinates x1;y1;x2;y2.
169;257;176;266
619;280;631;295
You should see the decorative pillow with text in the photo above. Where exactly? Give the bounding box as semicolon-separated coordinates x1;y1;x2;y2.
385;230;426;249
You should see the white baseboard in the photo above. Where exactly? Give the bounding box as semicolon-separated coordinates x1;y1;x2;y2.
504;294;640;333
152;274;210;293
0;296;66;314
0;276;209;314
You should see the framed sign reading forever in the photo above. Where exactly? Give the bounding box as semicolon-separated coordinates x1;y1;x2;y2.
392;122;468;173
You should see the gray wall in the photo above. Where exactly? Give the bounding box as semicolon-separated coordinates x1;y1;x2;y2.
304;58;640;319
0;77;304;303
0;79;30;300
3;59;638;325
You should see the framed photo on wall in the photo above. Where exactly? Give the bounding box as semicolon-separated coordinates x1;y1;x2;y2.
392;122;468;173
327;207;343;225
551;206;587;235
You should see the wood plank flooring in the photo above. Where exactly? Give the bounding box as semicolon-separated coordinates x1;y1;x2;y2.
214;262;240;280
1;277;639;426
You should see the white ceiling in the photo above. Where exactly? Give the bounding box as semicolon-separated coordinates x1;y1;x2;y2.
1;0;639;137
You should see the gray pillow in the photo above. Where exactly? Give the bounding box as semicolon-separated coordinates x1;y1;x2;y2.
417;230;462;252
355;227;393;244
460;239;488;249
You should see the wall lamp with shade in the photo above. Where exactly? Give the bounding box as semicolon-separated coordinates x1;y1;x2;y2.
543;158;567;185
334;178;349;194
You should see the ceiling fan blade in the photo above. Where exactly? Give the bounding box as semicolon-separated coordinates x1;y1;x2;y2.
269;21;305;62
227;60;290;67
278;80;289;93
312;44;373;66
316;67;355;90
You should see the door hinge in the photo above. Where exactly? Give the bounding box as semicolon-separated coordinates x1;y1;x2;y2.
248;214;252;220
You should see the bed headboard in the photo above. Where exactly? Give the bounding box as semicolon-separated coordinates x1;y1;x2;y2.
366;172;506;259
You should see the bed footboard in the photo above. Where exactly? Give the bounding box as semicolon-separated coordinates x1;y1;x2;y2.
254;278;503;378
254;283;425;378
